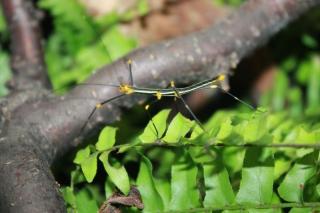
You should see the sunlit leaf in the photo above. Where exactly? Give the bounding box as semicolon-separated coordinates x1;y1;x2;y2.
307;56;320;111
136;154;164;212
73;146;90;164
288;87;303;117
289;208;312;213
81;153;98;183
75;187;99;213
203;164;235;207
272;71;289;111
0;53;11;97
163;113;193;143
278;151;317;202
189;124;204;139
223;147;246;174
216;117;233;140
205;111;234;136
154;179;171;210
61;187;76;209
169;152;201;210
137;0;149;16
236;148;274;205
296;57;312;84
101;26;137;60
96;126;117;151
235;114;268;143
139;109;170;143
99;151;130;195
274;157;291;181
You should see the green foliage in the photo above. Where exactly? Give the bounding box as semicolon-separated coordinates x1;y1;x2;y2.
38;0;137;91
302;34;318;49
162;113;194;143
139;109;170;143
38;1;320;212
99;151;130;195
278;152;318;202
0;8;11;97
63;33;320;211
212;0;245;7
169;151;201;210
0;52;11;96
0;8;7;34
137;154;164;212
64;104;320;212
236;148;274;205
203;163;235;207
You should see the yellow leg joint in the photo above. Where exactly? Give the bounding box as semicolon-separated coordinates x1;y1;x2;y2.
170;81;175;87
119;84;134;94
96;103;102;109
218;75;225;81
155;91;162;100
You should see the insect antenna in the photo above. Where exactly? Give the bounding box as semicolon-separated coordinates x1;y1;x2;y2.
210;84;256;110
144;103;159;139
76;82;120;88
127;59;134;86
220;88;255;110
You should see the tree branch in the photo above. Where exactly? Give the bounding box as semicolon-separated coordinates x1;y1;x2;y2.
0;138;65;212
1;0;51;90
22;0;320;162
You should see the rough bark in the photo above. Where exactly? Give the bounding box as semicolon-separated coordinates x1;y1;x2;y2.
0;0;319;212
1;0;51;90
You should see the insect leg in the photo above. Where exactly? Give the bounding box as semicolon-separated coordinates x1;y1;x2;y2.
144;101;159;139
80;93;126;133
170;82;206;131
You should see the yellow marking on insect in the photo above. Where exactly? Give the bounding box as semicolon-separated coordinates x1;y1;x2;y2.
174;91;179;97
212;74;226;83
155;91;162;100
170;81;175;87
218;75;225;81
119;84;134;94
211;74;226;87
145;104;150;110
127;59;132;65
96;103;102;109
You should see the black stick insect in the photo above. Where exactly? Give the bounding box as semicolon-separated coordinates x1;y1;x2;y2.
68;12;256;138
77;59;256;137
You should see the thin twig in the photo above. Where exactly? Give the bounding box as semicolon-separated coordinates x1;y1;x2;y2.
164;202;320;213
103;140;320;154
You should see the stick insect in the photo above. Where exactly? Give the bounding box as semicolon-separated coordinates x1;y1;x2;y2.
61;9;256;137
78;59;256;136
